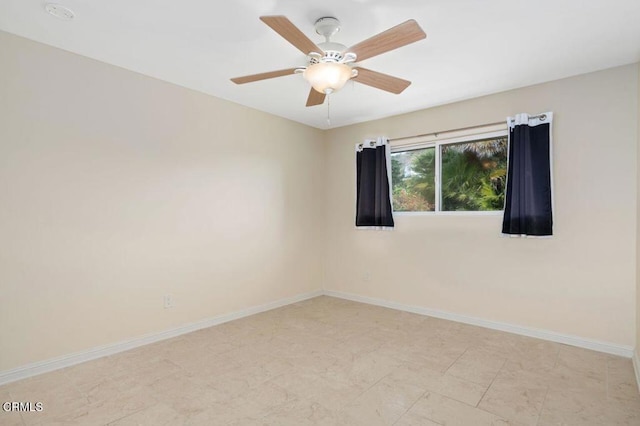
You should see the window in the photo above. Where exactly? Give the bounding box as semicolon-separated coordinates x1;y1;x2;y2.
391;128;508;213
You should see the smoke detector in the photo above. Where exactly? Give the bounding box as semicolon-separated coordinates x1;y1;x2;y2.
45;3;75;20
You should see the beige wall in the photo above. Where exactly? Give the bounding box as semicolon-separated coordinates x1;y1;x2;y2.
325;64;639;347
1;29;638;373
0;31;325;371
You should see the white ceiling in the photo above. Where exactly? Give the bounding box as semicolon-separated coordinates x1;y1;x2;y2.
1;0;639;129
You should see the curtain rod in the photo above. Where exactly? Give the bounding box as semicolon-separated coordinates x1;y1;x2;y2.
388;113;548;142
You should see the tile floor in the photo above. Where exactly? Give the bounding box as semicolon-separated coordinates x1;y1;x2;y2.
1;296;640;425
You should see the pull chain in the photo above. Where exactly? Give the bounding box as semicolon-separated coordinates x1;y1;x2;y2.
327;94;331;126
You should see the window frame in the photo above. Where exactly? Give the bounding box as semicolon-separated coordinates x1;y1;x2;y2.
390;124;509;216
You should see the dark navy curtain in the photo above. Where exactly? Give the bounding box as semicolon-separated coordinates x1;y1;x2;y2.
502;113;553;236
356;139;394;228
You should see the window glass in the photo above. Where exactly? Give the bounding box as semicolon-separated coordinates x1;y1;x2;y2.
391;147;436;212
390;132;508;213
440;137;507;211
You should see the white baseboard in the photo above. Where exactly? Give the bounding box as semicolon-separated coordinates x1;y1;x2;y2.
324;290;634;358
0;290;323;386
633;350;640;392
2;288;633;386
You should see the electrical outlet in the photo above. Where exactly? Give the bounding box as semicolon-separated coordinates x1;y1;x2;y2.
362;271;371;282
164;294;173;309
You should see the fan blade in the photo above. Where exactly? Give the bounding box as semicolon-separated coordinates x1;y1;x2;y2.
353;67;411;94
306;88;326;107
346;20;426;62
260;16;322;55
231;68;298;84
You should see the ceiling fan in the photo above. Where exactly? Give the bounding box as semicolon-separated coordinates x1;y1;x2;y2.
231;16;427;107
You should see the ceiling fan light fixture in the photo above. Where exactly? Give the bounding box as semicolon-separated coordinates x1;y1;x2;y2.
232;16;426;106
303;62;353;94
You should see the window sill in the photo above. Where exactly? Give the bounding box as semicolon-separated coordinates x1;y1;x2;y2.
393;210;504;217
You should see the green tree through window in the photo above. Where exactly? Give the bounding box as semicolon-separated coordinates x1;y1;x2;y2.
391;147;435;211
391;136;507;212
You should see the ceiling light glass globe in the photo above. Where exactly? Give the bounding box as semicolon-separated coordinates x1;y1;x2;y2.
303;63;353;94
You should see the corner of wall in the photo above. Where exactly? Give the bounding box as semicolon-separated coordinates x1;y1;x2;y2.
319;128;332;292
636;62;640;378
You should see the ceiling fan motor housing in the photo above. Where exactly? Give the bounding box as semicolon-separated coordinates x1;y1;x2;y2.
310;42;356;65
309;17;357;65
